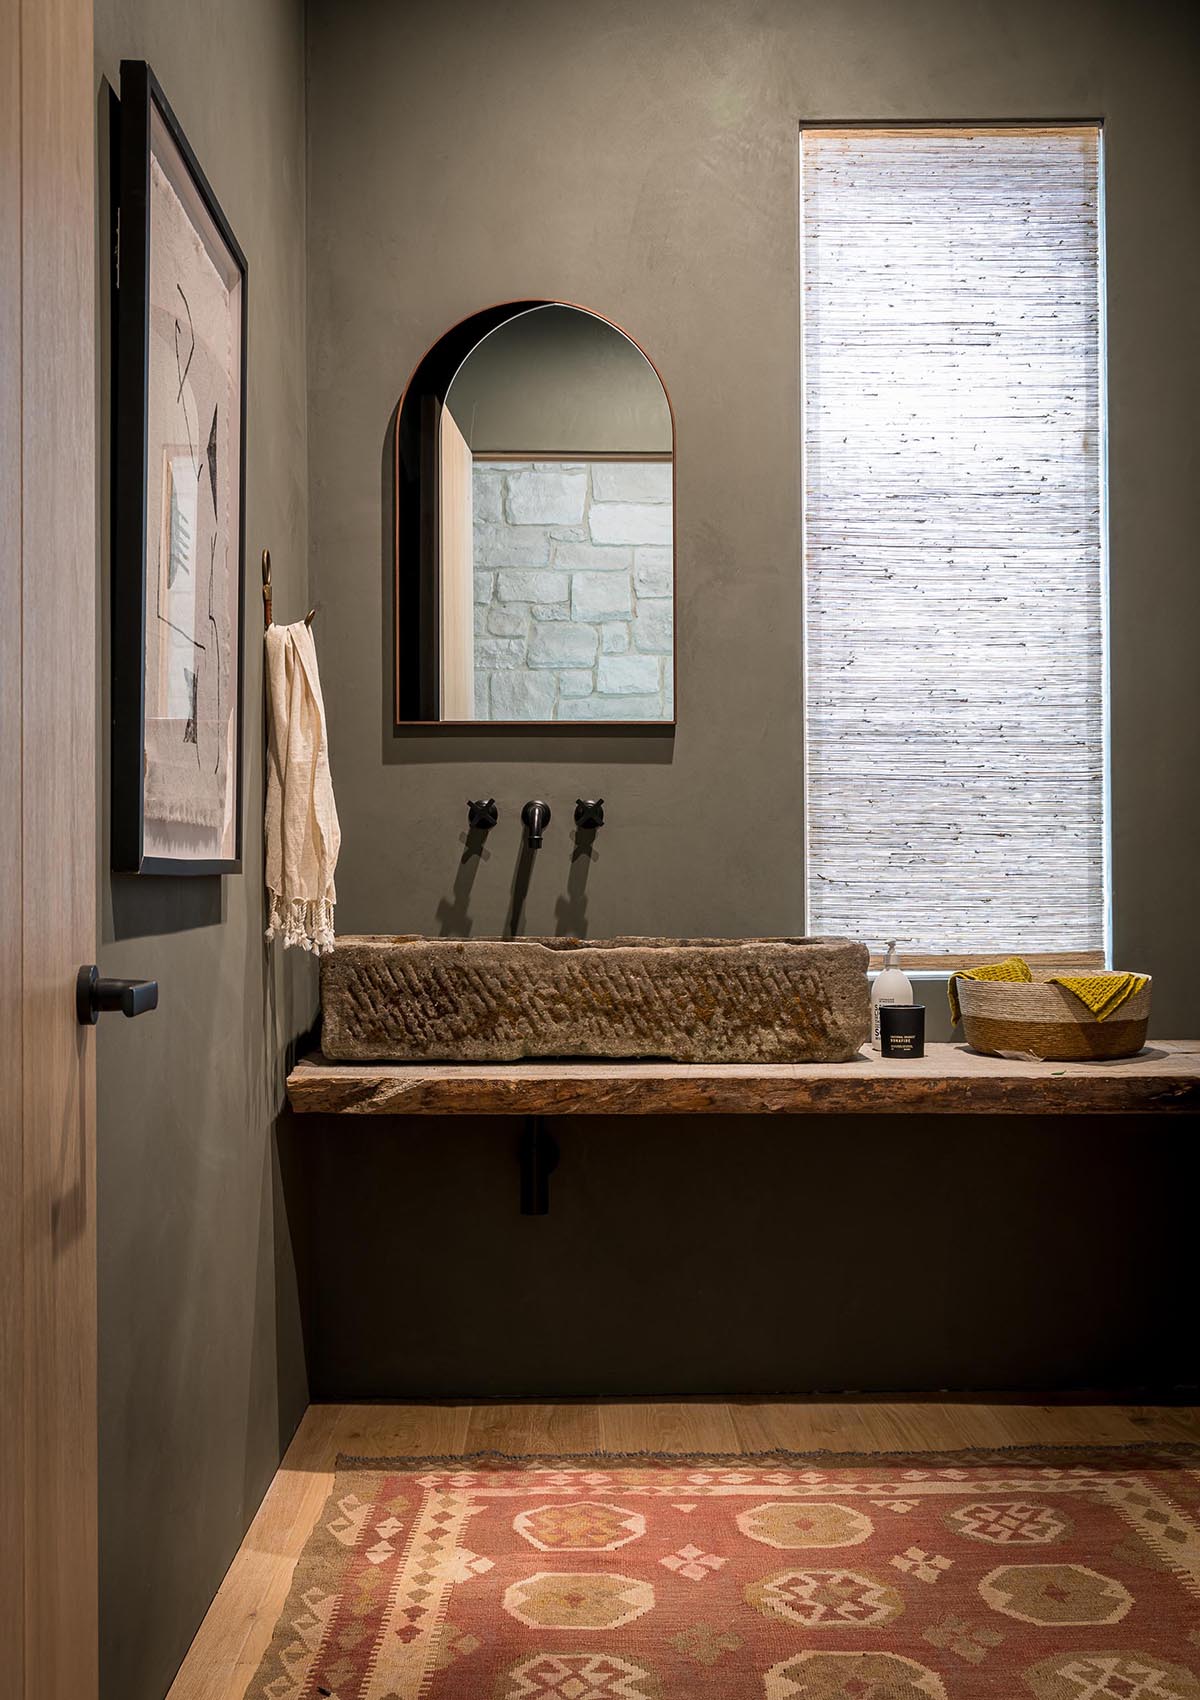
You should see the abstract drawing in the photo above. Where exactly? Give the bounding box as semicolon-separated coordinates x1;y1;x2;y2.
112;60;246;873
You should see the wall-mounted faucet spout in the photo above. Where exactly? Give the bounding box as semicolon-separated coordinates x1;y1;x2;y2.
521;799;551;849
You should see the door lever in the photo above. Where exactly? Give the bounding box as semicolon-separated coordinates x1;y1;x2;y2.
76;965;159;1025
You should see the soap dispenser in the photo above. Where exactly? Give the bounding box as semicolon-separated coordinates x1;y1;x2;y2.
871;941;914;1050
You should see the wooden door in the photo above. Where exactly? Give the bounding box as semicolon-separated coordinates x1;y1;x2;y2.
0;0;98;1691
439;403;476;719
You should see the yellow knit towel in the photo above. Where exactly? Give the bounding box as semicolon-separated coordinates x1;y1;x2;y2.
1049;972;1149;1021
947;956;1032;1026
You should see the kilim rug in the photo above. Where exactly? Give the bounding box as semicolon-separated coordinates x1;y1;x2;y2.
245;1447;1200;1699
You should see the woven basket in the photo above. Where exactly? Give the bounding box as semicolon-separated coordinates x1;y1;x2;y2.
958;971;1151;1062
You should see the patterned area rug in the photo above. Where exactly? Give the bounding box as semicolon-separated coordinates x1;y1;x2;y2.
246;1447;1200;1699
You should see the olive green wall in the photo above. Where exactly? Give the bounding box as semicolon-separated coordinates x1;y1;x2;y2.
307;0;1200;1030
298;0;1200;1406
94;3;311;1697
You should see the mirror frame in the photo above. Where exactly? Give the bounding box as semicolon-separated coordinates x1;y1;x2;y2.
391;299;676;729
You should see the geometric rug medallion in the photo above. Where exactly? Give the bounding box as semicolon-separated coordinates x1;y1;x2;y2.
244;1447;1200;1699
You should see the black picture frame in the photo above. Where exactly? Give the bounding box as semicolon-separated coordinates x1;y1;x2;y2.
111;60;248;875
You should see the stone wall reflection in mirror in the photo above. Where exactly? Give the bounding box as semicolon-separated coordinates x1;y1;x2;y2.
393;302;674;725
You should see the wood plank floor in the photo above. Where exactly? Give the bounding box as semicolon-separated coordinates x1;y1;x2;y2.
166;1398;1200;1700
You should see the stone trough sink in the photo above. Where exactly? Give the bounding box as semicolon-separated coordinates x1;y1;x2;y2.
320;935;870;1064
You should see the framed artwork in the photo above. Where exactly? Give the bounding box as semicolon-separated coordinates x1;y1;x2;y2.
112;60;247;874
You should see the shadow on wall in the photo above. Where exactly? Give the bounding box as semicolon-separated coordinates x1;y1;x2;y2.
110;874;224;940
553;826;598;936
433;822;600;937
303;1110;1200;1400
507;843;537;936
435;826;490;935
268;1099;314;1459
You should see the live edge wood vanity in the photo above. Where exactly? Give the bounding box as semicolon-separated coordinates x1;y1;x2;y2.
287;1042;1200;1117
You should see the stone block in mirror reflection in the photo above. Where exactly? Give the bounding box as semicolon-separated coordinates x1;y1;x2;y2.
473;470;505;523
597;654;660;696
551;541;631;573
526;623;599;669
504;468;588;526
486;602;529;637
473;522;552;568
591;461;672;503
587;500;672;547
563;693;665;720
495;569;560;604
633;546;672;598
633;602;673;653
474;637;525;670
571;572;632;623
489;671;558;720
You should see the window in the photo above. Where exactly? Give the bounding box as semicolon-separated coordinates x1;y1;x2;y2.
801;126;1106;965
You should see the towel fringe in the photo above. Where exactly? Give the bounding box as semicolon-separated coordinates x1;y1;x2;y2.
265;891;336;956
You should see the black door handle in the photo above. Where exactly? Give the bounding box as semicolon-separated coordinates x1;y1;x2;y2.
76;965;159;1025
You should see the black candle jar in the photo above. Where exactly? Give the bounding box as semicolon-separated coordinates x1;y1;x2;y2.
879;1003;925;1058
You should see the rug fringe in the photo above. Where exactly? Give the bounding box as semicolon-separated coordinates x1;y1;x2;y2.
334;1441;1200;1471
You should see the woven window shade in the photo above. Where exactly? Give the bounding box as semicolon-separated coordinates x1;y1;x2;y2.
801;126;1106;966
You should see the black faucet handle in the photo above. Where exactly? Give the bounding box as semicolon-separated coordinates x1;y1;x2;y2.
467;798;499;832
574;798;605;831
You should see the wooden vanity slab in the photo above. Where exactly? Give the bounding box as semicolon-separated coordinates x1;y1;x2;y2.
287;1041;1200;1117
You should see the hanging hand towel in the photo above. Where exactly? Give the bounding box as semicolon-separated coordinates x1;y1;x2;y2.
264;621;341;953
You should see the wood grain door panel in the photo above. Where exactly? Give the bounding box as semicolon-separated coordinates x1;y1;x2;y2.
0;0;98;1690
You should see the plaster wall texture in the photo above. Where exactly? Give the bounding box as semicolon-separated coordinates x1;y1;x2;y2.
300;0;1200;1403
95;2;312;1694
307;0;1200;1036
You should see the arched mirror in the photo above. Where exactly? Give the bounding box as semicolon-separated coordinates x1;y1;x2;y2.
393;302;674;725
